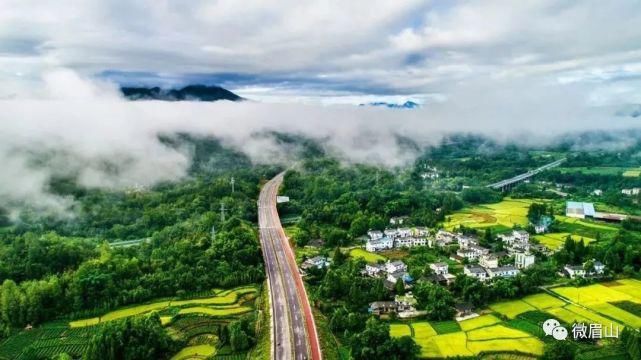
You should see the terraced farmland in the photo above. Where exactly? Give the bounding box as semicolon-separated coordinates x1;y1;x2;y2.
390;316;543;358
0;285;259;360
397;281;641;358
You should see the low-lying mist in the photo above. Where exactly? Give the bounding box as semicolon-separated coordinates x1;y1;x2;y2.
1;69;640;217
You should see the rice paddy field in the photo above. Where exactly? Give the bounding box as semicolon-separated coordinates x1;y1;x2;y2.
349;248;387;263
0;285;259;360
398;281;641;358
443;198;533;232
533;232;596;250
391;315;543;358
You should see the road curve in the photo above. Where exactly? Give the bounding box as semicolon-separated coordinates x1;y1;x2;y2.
258;173;322;360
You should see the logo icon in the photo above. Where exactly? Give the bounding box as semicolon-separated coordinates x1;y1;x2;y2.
543;318;567;340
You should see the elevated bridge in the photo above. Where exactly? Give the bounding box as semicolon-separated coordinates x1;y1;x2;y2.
487;158;566;191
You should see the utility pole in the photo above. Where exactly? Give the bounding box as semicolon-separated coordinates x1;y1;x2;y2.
220;203;226;223
230;177;235;193
210;225;215;246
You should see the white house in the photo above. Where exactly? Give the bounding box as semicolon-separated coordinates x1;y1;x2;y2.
593;189;603;196
457;249;478;261
593;260;606;275
534;224;547;234
412;227;430;237
386;260;407;274
429;262;449;275
387;271;409;284
300;256;330;271
479;254;499;268
564;265;586;279
436;230;456;244
368;230;384;240
390;216;408;225
366;237;393;252
464;265;488;281
365;263;386;277
457;235;478;249
397;228;412;237
514;252;536;269
486;266;520;279
513;230;530;242
384;229;399;238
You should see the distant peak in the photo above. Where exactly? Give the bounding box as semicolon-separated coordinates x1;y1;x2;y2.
121;84;243;102
360;100;420;109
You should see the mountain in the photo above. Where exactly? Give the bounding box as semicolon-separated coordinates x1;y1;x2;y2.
360;100;420;109
121;85;243;102
615;104;641;118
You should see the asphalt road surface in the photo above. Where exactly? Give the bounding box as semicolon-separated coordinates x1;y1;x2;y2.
258;173;322;360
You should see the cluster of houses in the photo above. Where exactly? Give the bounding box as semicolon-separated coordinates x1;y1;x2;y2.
365;227;430;252
437;229;538;282
363;260;414;289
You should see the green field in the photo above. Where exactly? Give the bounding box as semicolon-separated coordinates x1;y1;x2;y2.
556;166;638;177
0;285;259;359
349;248;387;263
533;232;596;250
170;344;217;360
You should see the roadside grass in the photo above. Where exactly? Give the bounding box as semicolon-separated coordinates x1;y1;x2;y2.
348;248;386;264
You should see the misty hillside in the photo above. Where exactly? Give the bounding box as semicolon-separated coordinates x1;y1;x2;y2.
121;84;243;102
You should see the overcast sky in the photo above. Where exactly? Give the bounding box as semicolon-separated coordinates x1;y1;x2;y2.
2;0;641;104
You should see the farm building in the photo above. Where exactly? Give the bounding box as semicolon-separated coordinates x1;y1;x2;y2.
565;201;595;219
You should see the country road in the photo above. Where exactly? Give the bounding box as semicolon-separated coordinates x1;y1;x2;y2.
258;173;322;360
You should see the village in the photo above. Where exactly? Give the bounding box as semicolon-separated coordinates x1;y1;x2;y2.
298;200;611;320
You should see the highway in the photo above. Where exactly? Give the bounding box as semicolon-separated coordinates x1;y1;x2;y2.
258;173;322;360
487;158;566;190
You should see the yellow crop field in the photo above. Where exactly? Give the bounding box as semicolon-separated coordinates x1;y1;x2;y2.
349;248;387;263
390;323;412;338
466;324;532;341
432;332;473;357
467;338;544;356
534;232;595;250
178;306;252;316
444;199;533;231
459;314;501;331
623;169;641;177
553;284;631;305
69;286;258;328
490;300;536;319
170;344;216;360
590;303;641;328
522;293;566;309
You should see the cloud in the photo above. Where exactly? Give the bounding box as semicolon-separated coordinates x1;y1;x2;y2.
1;69;640;217
1;1;641;103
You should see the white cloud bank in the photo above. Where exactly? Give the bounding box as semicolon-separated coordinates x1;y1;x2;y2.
1;69;640;216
